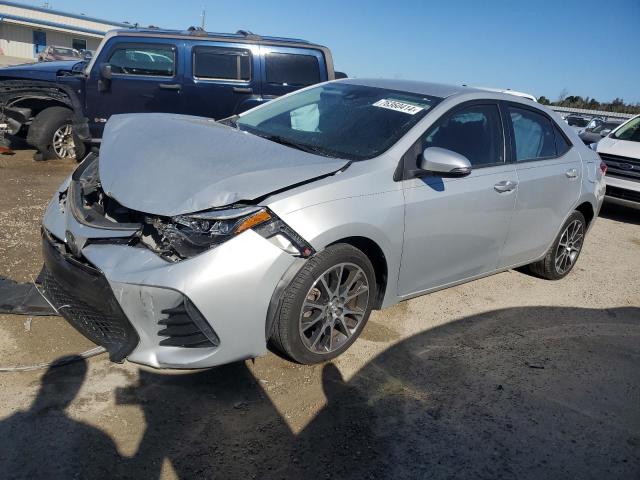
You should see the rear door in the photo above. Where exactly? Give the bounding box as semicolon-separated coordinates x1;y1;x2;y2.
499;103;581;266
260;46;328;100
85;39;182;138
180;41;260;119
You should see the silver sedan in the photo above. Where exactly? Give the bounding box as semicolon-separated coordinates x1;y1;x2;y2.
41;79;606;368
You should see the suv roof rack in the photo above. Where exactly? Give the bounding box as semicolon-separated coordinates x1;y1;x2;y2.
185;26;208;37
235;30;261;40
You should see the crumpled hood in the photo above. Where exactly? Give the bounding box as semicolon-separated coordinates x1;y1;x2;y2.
98;114;349;216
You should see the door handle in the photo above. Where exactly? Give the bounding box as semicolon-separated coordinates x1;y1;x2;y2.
233;87;253;94
159;83;181;91
565;168;579;178
494;180;518;193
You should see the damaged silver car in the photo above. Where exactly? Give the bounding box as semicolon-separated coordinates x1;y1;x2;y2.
41;79;605;368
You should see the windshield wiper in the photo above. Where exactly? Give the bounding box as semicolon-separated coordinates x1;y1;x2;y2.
258;134;334;157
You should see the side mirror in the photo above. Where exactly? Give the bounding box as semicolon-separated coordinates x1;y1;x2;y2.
334;71;348;79
413;147;472;178
600;129;611;137
100;63;112;80
98;63;112;92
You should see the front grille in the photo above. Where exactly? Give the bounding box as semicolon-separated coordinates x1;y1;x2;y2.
599;153;640;180
41;233;139;362
606;185;640;204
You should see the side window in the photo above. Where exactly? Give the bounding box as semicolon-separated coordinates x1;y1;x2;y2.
554;124;572;156
108;45;175;76
508;106;556;161
423;104;504;167
193;47;251;81
265;53;320;87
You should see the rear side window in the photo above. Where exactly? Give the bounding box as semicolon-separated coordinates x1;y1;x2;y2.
423;104;505;167
108;45;175;76
193;47;251;81
509;106;556;161
265;53;320;86
554;125;571;156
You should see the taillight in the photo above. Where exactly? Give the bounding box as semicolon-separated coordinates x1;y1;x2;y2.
599;160;607;175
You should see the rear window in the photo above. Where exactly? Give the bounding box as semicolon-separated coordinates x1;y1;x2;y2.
265;53;320;86
509;106;557;161
193;47;251;81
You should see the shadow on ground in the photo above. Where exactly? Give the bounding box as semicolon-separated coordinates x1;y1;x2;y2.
1;306;639;479
599;201;640;225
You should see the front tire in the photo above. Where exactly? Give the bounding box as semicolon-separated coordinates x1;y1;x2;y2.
27;107;86;161
270;244;376;364
528;211;586;280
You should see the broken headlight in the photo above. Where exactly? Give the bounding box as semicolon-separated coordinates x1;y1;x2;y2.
144;206;314;260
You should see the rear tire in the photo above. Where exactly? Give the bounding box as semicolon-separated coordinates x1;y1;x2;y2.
528;211;586;280
27;107;86;161
269;244;376;364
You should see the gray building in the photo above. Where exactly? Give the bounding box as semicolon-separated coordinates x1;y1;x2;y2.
0;0;131;61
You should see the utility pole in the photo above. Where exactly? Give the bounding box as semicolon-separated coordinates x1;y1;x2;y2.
200;9;206;30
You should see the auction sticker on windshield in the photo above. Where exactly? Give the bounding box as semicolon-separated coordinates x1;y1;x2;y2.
373;99;424;115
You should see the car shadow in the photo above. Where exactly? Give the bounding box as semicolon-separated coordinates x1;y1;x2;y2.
0;306;638;479
599;201;640;225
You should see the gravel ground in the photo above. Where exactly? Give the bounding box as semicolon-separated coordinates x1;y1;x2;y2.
0;149;638;479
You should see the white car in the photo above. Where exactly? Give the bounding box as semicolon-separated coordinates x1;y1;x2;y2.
596;114;640;207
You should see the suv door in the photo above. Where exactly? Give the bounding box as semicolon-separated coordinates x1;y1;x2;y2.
398;102;517;296
260;46;328;99
499;104;581;267
181;41;260;119
85;39;182;138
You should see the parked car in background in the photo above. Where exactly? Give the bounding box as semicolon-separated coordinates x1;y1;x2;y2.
0;27;338;160
565;114;590;132
37;45;81;62
41;79;605;369
579;119;623;145
596;115;640;207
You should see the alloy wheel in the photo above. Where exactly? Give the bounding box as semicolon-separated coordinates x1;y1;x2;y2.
554;219;584;275
299;262;370;354
52;124;77;159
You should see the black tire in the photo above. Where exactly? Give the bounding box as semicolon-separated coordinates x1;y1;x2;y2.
528;210;586;280
27;106;86;161
270;244;376;364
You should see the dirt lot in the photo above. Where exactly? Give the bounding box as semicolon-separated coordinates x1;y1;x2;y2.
0;149;638;479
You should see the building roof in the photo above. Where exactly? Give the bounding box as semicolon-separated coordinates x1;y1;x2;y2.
0;0;132;28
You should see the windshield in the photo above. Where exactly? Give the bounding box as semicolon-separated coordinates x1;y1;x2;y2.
590;121;621;133
235;83;441;160
567;116;589;127
53;47;79;57
612;116;640;142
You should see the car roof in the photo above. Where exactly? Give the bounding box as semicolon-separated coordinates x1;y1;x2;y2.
114;28;320;47
338;78;492;99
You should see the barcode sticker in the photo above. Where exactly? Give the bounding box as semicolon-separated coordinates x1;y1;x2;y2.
373;99;423;115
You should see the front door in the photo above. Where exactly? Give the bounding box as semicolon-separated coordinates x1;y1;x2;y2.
499;104;582;266
85;40;182;138
399;102;517;296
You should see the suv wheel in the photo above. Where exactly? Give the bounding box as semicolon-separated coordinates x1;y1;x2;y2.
528;210;586;280
28;107;86;161
270;244;376;364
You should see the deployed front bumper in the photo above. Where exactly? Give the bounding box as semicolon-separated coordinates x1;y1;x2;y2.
41;196;297;369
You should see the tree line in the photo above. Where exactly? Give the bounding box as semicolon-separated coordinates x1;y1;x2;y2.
537;89;640;115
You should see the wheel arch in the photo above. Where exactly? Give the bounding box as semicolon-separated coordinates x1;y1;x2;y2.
327;236;389;310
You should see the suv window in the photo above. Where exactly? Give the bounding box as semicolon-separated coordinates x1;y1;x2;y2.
509;106;556;161
108;45;175;76
193;47;251;81
265;53;320;86
423;104;504;167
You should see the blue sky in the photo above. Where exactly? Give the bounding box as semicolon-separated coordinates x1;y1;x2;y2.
18;0;640;102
